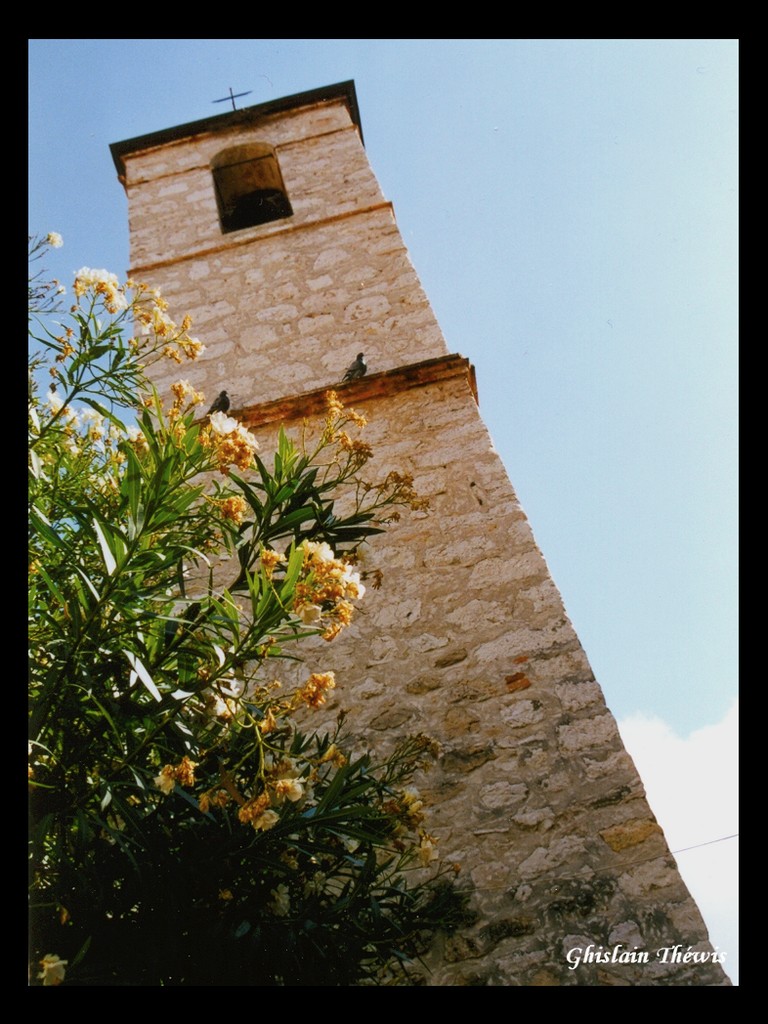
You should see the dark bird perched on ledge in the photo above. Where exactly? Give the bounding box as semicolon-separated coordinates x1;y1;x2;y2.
206;390;230;416
342;353;367;382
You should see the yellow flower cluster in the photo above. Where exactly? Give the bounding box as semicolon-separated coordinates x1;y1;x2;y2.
399;786;426;827
361;470;431;521
73;267;128;314
293;540;366;641
322;390;368;446
169;379;205;419
238;791;270;823
260;548;285;578
337;431;374;462
200;412;260;475
154;755;197;796
317;743;348;768
198;789;230;814
217;495;248;524
296;671;336;709
55;337;75;362
196;747;314;833
238;793;279;831
162;338;206;363
130;289;205;362
70;270;204;367
325;390;367;429
325;390;345;418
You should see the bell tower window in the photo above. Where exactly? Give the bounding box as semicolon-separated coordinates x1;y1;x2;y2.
211;143;293;232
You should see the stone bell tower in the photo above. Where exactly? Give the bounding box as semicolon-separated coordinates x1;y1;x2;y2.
111;82;729;986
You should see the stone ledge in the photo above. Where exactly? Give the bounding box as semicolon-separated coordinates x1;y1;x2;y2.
237;354;479;429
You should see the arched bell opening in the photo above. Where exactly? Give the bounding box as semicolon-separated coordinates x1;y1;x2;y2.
211;143;293;232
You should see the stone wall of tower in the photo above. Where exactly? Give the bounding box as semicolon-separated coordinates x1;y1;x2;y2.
113;86;730;986
235;368;727;987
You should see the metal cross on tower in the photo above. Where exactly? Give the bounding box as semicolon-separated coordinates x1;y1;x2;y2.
213;87;253;111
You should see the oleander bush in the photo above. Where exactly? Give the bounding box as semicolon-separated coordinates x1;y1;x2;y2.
28;234;465;986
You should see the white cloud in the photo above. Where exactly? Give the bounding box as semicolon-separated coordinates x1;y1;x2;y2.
617;700;738;985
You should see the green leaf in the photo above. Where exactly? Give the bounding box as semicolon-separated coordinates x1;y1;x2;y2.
217;589;241;627
93;517;117;576
122;445;144;535
35;564;66;605
273;479;302;504
29;505;64;551
69;936;93;970
231;474;264;515
87;692;125;751
253;455;275;494
125;651;162;702
73;564;101;603
277;506;317;530
66;342;114;374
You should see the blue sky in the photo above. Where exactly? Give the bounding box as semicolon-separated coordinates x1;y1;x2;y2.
28;38;738;982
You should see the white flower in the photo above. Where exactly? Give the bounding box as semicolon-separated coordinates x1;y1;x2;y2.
303;871;327;897
341;565;365;600
80;407;105;439
418;833;439;867
46;232;63;248
253;809;280;832
303;540;335;563
207;693;232;718
73;267;128;312
402;786;423;810
38;954;67;986
236;424;260;450
46;389;63;414
275;777;304;803
268;884;291;917
154;772;175;796
75;267;118;287
209;411;240;435
299;604;323;625
219;675;245;699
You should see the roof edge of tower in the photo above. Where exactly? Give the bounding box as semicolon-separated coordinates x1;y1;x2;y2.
109;81;362;177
